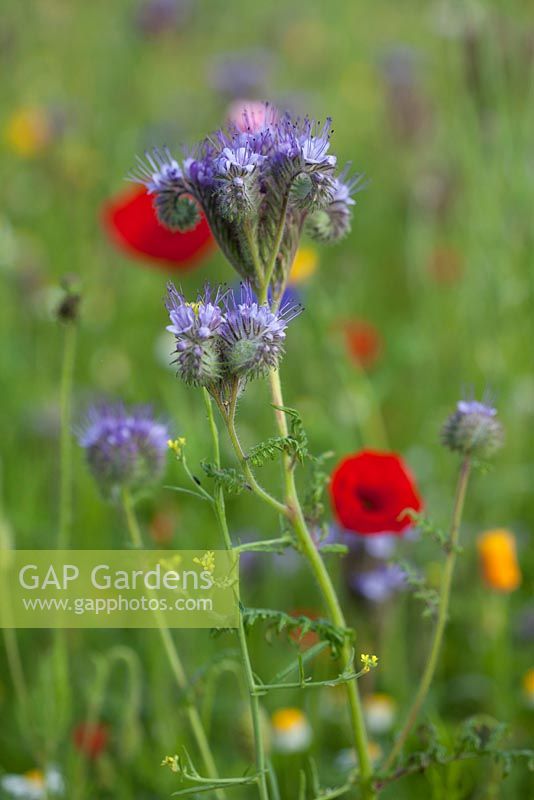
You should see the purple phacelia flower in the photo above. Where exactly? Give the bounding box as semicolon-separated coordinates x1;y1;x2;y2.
129;104;364;293
130;147;184;194
305;167;365;243
442;396;504;459
78;403;168;499
350;564;406;603
220;283;301;378
457;400;497;417
129;147;201;231
166;283;225;386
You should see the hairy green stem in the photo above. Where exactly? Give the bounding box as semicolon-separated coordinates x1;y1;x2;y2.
58;323;76;548
384;458;472;770
267;367;375;799
225;402;288;517
203;389;270;800
121;489;224;799
260;194;290;302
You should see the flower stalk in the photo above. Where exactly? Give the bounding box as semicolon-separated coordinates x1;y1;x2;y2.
120;488;225;800
384;457;472;770
267;366;375;799
202;389;270;800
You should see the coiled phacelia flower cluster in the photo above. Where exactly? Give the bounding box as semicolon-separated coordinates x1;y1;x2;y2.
165;282;301;387
130;105;363;295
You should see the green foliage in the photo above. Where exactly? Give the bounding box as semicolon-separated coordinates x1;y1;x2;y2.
303;450;334;528
240;606;353;657
375;719;534;791
396;559;440;619
247;405;308;467
401;510;450;550
200;461;247;494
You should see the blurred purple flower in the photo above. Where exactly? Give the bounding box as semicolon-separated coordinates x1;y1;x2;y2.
78;402;168;499
134;0;193;36
350;564;406;603
207;50;273;98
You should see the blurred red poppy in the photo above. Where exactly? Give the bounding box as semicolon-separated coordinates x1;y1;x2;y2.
101;186;214;269
330;450;422;535
340;320;382;369
73;722;109;759
288;608;320;651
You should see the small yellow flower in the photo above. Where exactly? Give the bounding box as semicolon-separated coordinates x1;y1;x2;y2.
4;107;52;157
289;246;318;284
477;529;521;593
161;754;180;772
167;437;186;458
360;653;379;673
522;668;534;708
193;551;215;573
271;707;312;753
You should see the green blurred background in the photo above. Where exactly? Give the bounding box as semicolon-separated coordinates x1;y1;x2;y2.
0;0;533;797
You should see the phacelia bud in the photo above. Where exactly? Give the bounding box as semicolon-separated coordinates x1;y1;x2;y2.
441;399;504;459
154;192;201;231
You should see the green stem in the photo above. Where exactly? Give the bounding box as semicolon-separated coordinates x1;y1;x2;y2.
384;458;472;770
244;221;265;289
58;323;76;548
259;194;289;303
267;368;375;799
225;405;288;517
202;389;270;800
121;489;224;800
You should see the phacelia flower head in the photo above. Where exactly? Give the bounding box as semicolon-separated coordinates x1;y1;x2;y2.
220;282;301;379
330;450;423;535
441;397;504;459
129;104;363;296
78;403;169;499
166;282;225;386
306;168;365;243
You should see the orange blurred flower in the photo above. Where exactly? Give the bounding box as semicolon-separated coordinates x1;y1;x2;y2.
477;529;521;592
341;320;383;370
149;510;176;545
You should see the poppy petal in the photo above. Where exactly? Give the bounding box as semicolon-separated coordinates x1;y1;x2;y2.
101;186;215;270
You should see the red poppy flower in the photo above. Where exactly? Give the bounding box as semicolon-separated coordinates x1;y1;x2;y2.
73;722;109;759
330;450;422;535
101;186;214;270
340;320;382;370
